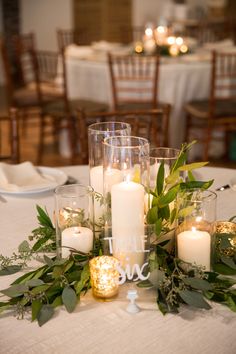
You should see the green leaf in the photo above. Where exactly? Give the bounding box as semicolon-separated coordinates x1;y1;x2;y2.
36;205;54;228
30;284;51;295
183;277;213;291
213;263;236;275
1;284;28;298
0;265;22;276
178;161;208;171
43;255;54;266
62;286;77;313
147;206;158;224
137;279;152;288
11;269;38;285
52;266;63;279
1;284;29;297
37;304;54;326
156;161;164;195
31;299;42;322
0;303;10;314
26;279;45;288
52;295;62;308
158;185;179;207
221;256;236;270
155;219;162;236
180;180;214;190
179;290;211;309
225;295;236;312
18;240;31;253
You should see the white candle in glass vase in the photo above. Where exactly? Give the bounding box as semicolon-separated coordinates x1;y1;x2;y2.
61;226;93;258
177;227;211;270
111;180;145;270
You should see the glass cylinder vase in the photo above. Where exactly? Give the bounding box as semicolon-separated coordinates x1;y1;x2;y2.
102;135;150;283
149;147;181;190
55;184;94;259
88;121;131;226
176;189;217;271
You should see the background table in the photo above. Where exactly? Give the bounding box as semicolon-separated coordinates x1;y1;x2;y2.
0;165;236;354
66;54;211;150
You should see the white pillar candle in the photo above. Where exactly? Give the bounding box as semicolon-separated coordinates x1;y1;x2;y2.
61;226;93;258
177;228;211;270
90;165;123;222
111;181;145;269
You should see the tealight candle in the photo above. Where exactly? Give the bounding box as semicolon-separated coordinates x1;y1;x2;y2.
177;227;211;270
89;256;119;299
61;226;93;258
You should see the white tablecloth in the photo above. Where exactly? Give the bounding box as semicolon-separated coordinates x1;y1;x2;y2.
65;53;211;149
0;165;236;354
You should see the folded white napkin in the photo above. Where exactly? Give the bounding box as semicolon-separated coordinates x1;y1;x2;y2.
91;40;122;52
203;39;235;51
65;44;94;58
0;162;58;192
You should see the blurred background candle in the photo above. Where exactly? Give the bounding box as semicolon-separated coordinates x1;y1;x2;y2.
177;227;211;270
61;226;93;258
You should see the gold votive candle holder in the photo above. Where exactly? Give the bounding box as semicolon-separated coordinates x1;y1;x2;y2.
212;221;236;272
89;256;120;300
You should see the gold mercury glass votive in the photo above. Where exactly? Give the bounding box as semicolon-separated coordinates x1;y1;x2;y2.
212;221;236;270
89;256;120;300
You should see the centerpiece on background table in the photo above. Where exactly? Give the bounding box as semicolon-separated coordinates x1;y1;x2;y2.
133;23;190;57
0;140;235;326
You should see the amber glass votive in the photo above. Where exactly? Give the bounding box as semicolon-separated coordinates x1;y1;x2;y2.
89;256;119;299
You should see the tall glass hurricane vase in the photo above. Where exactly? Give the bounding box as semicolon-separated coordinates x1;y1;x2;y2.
103;135;150;283
88;122;131;226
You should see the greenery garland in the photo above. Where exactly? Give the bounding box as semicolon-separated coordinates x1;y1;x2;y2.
0;143;235;326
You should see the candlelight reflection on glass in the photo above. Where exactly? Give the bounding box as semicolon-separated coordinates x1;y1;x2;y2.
89;256;120;299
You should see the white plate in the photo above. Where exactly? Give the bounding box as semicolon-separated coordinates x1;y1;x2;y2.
0;167;67;195
229;177;236;191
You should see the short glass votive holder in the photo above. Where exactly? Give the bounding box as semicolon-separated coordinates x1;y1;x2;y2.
176;189;217;271
212;221;236;273
54;184;94;258
89;255;120;300
88;121;131;226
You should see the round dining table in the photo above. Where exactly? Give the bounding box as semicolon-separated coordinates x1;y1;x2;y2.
65;50;211;150
0;165;236;354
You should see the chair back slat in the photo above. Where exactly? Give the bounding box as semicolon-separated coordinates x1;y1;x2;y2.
108;53;160;109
